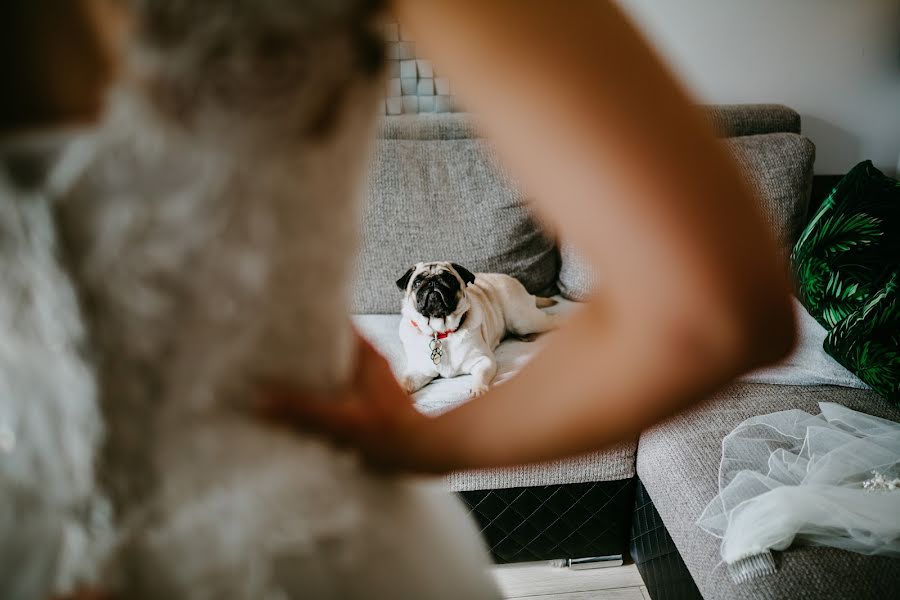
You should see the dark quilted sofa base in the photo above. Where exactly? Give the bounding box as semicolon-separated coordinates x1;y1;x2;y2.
458;479;635;564
458;478;702;600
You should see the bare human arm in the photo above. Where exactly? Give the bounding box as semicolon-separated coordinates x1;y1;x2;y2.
267;0;796;472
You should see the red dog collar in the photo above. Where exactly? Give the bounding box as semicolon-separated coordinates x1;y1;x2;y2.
410;313;467;338
411;322;451;339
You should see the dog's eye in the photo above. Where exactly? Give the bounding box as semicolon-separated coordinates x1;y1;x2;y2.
413;274;425;285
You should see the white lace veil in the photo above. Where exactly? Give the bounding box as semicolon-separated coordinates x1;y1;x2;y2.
697;402;900;583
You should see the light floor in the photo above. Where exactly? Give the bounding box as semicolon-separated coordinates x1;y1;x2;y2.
492;562;649;600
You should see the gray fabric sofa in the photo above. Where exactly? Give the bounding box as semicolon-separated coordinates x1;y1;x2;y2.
351;105;900;599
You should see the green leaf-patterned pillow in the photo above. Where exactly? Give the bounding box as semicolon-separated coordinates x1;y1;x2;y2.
823;273;900;402
792;161;900;329
792;160;900;404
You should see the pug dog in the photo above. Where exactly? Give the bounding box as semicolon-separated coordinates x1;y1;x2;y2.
396;261;558;397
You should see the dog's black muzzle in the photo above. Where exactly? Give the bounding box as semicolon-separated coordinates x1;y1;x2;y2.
415;278;458;318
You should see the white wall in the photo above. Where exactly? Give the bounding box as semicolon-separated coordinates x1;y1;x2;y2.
621;0;900;175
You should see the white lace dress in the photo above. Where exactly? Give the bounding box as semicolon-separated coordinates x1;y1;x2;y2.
0;1;497;598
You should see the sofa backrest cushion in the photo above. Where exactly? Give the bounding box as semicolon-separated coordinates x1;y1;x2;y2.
351;117;559;313
559;111;815;300
705;104;801;137
354;105;814;309
728;133;816;251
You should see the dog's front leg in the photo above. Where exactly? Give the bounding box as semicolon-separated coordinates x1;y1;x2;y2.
399;370;436;394
468;355;498;398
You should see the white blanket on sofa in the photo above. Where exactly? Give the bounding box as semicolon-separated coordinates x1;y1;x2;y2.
353;297;867;415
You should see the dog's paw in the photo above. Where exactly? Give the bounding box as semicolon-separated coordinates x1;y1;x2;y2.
469;383;490;398
400;375;422;394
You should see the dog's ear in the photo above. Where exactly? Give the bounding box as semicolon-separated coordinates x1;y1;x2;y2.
396;267;415;291
451;263;476;286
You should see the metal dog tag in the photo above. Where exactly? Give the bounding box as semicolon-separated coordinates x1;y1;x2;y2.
429;334;443;365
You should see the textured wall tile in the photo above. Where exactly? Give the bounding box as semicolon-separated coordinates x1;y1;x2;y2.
382;23;456;114
399;59;417;79
401;95;419;113
418;96;436;113
435;77;451;95
385;42;400;60
387;59;400;78
434;95;452;113
400;78;417;95
417;78;435;96
386;78;401;98
416;59;434;78
397;41;415;60
386;97;402;115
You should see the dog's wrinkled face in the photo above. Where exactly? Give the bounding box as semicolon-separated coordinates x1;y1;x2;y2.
396;261;476;319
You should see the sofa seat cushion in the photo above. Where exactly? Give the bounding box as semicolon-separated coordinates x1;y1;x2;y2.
636;383;900;600
354;299;575;417
353;296;863;492
353;299;637;490
356;297;866;412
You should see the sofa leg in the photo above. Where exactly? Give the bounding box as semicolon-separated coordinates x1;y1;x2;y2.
566;555;624;570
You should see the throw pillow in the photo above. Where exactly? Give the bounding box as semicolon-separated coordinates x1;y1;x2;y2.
823;273;899;403
792;160;900;329
793;160;900;404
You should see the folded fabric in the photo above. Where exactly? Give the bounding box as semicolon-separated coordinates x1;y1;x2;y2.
741;298;868;390
697;403;900;583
